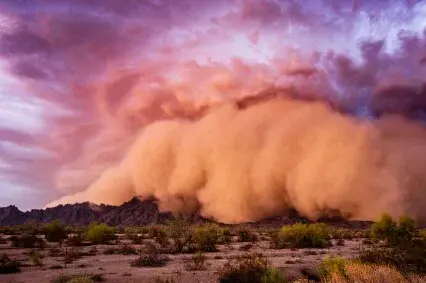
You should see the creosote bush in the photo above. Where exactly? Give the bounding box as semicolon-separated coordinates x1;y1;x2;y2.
273;223;331;249
0;253;21;274
218;253;286;283
86;223;117;245
44;220;68;243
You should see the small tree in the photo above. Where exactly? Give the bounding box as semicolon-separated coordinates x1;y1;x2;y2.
44;220;68;243
86;223;116;245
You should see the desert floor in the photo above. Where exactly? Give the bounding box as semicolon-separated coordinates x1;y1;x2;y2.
0;235;363;283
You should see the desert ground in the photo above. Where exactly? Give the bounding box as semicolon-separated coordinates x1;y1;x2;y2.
0;218;425;283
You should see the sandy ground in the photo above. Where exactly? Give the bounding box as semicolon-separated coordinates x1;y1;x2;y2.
0;237;363;283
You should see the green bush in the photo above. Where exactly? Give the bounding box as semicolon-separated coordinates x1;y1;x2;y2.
193;224;221;252
0;254;20;274
86;223;117;245
276;223;331;249
44;220;68;243
359;214;426;274
167;217;194;254
218;253;286;283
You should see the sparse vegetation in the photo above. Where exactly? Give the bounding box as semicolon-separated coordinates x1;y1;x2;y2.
44;220;68;243
86;223;117;245
273;223;331;249
218;253;286;283
50;273;104;283
193;224;221;252
184;251;208;270
28;249;44;267
0;253;21;274
237;227;258;242
10;233;45;249
131;242;168;268
359;214;426;274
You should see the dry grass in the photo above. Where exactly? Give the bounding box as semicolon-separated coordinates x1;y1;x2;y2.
325;262;426;283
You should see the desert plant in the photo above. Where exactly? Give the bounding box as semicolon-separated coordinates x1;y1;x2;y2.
193;224;221;252
51;273;104;283
184;251;208;271
151;277;176;283
167;216;194;254
319;256;347;280
221;227;233;244
131;242;168;268
218;253;286;283
28;249;44;267
86;223;116;245
44;220;68;243
0;253;20;274
66;234;84;247
10;233;45;249
360;214;426;274
237;227;258;242
276;223;331;249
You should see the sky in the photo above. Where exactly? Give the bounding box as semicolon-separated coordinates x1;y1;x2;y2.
1;0;426;211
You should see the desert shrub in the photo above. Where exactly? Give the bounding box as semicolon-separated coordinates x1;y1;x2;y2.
239;243;253;251
151;277;176;283
49;247;63;257
0;253;21;274
127;233;144;245
184;251;208;271
103;247;117;255
276;223;331;249
193;224;221;252
331;228;357;240
325;262;423;283
237;227;258;242
28;249;44;267
319;256;347;280
51;274;104;283
86;223;116;245
359;214;426;274
218;253;286;283
131;242;168;268
10;233;45;249
66;234;84;247
64;247;82;265
221;227;233;244
148;226;169;248
167;217;195;254
0;236;7;244
44;220;68;243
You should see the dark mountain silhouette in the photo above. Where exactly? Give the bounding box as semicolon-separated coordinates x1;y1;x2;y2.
0;197;186;227
0;197;372;228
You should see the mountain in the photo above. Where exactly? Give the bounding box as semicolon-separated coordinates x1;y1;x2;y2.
0;197;373;228
0;197;170;226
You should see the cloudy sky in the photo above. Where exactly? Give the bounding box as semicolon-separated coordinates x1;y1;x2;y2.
1;0;426;210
